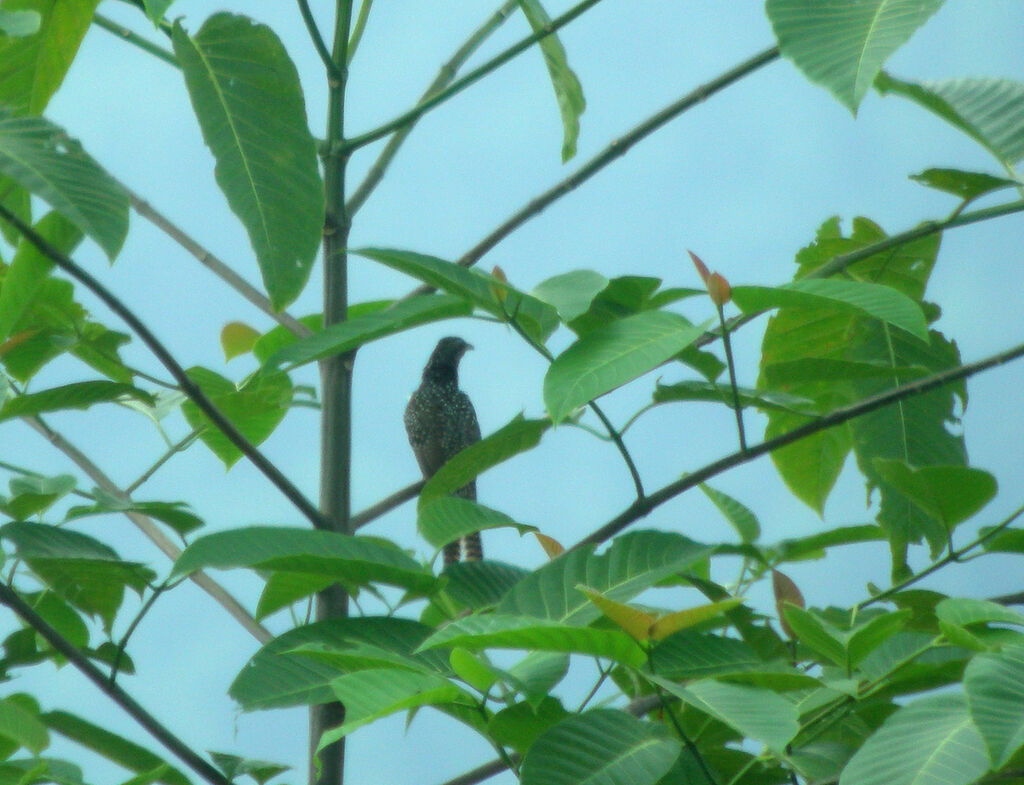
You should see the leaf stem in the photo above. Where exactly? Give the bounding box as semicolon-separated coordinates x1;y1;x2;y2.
296;0;341;81
125;429;202;495
346;0;373;65
93;13;178;67
717;303;746;451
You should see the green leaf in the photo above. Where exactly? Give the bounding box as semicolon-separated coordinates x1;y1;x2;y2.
846;610;913;668
230;617;449;710
699;484;760;543
733;279;928;342
0;212;81;345
909;168;1020;203
0;0;99;114
0;110;129;259
0;381;152;422
544;311;710;422
648;632;763;680
873;462;996;530
43;711;190;785
0;696;47;754
0;10;40;37
781;605;846;667
766;0;944;113
517;0;586;162
650;675;799;752
419;415;550;508
66;496;204;537
255;572;334;620
4;474;76;520
449;647;498;692
877;73;1024;165
220;322;260;361
504;652;570;707
772;524;885;562
263;295;472;370
418;497;536;552
653;380;815;415
442;560;529;610
489;698;569;755
839;693;988;785
498;530;711;624
532;269;609;322
356;248;559;343
318;669;468;747
209;752;287;785
172;13;324;309
142;0;177;25
172;526;435;594
520;709;681;785
936;598;1024;629
180;368;292;468
965;646;1024;768
32;592;89;651
418;613;647;667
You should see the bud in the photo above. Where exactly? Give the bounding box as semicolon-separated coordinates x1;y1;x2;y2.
706;272;732;306
489;265;508;304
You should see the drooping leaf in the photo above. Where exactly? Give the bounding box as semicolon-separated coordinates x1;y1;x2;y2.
520;710;680;785
877;73;1024;165
255;573;334;620
839;693;988;785
771;524;886;563
699;484;760;543
65;496;204;537
766;0;944;113
173;526;435;594
0;381;152;422
263;295;472;370
872;461;997;530
418;497;536;553
964;646;1024;768
578;586;656;641
172;13;324;309
653;381;815;416
545;311;710;422
0;110;128;259
180;367;292;468
516;0;586;162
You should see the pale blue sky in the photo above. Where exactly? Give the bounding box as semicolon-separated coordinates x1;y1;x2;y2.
5;2;1024;784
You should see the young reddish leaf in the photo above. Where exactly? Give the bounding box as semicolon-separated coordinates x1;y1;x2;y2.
534;532;565;559
706;272;732;307
773;569;805;639
688;250;711;283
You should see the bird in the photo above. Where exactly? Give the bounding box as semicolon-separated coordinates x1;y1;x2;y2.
404;336;483;565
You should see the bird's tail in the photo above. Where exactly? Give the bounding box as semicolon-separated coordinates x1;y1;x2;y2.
462;531;483;561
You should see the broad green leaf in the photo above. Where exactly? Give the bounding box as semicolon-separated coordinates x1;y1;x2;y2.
230;617;449;710
762;357;927;385
498;530;711;625
839;693;988;785
419;415;550;507
418;497;536;552
545;311;710;422
766;0;944;113
0;212;81;344
180;367;292;468
0;0;99;114
488;698;569;755
172;14;323;309
3;474;76;520
0;697;47;754
532;270;608;322
877;73;1024;165
981;527;1024;554
418;613;647;667
649;632;763;680
32;591;89;650
517;0;586;162
650;675;799;752
210;753;287;785
781;605;846;667
442;559;529;610
255;572;334;620
0;110;128;259
846;610;913;668
936;598;1024;629
263;295;471;369
449;647;498;692
504;652;570;707
0;381;152;422
43;711;189;785
0;10;40;37
965;646;1024;768
287;640;434;676
520;709;680;785
317;669;468;747
356;248;559;343
653;380;815;415
910;168;1019;203
568;275;677;337
699;484;760;542
873;461;997;530
733;279;928;342
172;526;435;593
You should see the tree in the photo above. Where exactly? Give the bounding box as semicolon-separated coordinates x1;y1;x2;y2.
1;2;1023;785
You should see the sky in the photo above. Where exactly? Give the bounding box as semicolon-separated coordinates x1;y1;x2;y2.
5;1;1024;784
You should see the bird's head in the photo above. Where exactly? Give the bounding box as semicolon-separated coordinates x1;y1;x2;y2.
423;336;473;382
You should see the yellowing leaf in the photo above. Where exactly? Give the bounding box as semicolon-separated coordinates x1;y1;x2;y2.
578;585;656;641
221;321;260;361
648;598;744;641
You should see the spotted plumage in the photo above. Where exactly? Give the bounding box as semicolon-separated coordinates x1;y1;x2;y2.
404;337;482;565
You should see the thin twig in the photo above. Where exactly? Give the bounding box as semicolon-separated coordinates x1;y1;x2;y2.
23;415;273;643
346;0;373;65
126;189;311;338
351;480;424;530
0;204;328;530
346;0;518;215
93;13;178;67
658;688;718;785
342;0;605;152
296;0;341;81
0;582;231;785
110;582;171;684
589;401;645;499
717;303;746;451
575;339;1024;549
125;429;202;495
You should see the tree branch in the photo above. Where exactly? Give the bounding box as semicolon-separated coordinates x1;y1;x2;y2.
0;582;232;785
93;13;178;67
296;0;341;81
0;204;328;531
345;0;518;215
350;480;424;530
341;0;605;152
574;339;1024;549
